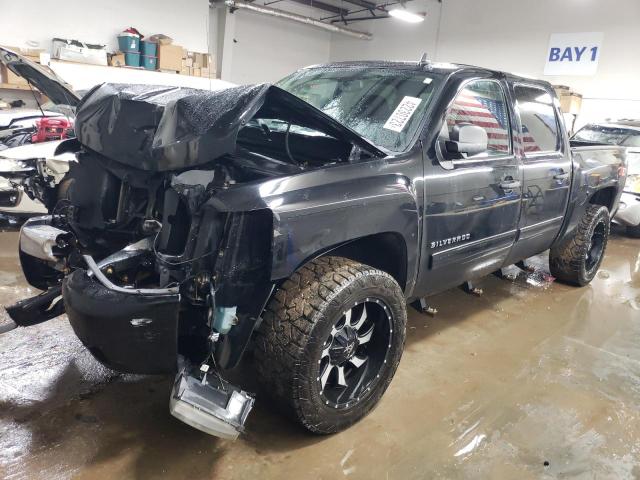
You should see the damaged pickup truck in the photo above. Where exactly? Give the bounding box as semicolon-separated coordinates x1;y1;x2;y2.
3;56;626;439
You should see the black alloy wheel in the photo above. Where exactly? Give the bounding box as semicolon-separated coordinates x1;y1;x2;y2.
317;299;393;409
254;256;407;434
550;204;610;286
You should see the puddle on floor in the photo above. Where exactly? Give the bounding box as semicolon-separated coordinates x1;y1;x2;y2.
0;231;639;479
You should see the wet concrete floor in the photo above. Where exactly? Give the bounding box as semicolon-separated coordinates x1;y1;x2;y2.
0;230;639;479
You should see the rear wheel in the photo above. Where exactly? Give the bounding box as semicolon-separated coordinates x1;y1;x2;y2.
549;205;610;286
254;256;406;434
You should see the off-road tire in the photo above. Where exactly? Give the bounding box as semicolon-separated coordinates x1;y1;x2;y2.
254;256;406;434
627;224;640;238
549;205;610;286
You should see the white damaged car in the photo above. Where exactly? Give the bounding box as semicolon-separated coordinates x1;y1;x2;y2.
0;46;80;222
572;121;640;237
0;140;75;219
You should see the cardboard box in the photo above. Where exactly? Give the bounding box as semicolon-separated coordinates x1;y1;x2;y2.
193;52;204;67
180;67;190;76
192;67;201;77
201;67;210;77
552;84;582;115
110;52;126;67
158;43;183;71
558;93;582;115
1;65;27;85
148;34;173;45
184;57;193;67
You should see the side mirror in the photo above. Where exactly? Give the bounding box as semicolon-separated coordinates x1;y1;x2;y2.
445;124;488;157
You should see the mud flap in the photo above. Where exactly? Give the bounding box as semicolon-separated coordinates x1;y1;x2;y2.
170;363;254;440
5;285;64;327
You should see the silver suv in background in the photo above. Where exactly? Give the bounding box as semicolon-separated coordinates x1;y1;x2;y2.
572;121;640;237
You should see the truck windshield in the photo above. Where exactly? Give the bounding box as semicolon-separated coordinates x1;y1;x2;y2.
573;125;640;148
277;67;442;152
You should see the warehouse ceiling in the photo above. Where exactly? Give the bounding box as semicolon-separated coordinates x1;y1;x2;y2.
222;0;420;26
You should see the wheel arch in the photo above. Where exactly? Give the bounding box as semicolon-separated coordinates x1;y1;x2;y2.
275;232;410;295
588;186;617;213
319;232;408;292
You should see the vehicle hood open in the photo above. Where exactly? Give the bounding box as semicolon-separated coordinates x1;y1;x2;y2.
0;47;80;107
74;82;386;172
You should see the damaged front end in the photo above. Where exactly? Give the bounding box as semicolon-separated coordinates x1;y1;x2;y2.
6;81;383;437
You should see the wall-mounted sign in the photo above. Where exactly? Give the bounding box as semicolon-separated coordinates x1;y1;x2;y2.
544;32;604;76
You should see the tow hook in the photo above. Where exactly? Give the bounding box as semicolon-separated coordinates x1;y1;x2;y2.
170;359;254;440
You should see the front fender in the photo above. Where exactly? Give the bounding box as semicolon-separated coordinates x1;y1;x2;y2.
269;176;418;290
207;159;422;296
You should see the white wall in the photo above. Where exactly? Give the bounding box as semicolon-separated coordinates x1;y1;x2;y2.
435;0;640;127
0;0;210;53
327;0;639;127
3;0;637;126
49;61;233;92
217;3;331;85
329;0;442;63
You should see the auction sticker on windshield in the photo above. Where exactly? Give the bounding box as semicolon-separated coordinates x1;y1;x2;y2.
383;96;422;133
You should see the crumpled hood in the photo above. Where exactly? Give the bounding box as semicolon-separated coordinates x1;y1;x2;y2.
74;82;385;172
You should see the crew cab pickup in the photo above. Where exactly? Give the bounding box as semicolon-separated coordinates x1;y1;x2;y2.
3;58;626;439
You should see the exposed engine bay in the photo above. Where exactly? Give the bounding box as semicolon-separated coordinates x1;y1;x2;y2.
6;82;383;437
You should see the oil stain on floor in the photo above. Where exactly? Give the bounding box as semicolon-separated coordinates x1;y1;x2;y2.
0;229;639;479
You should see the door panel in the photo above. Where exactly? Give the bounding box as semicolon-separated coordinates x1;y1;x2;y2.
507;85;572;263
415;78;521;296
420;161;521;294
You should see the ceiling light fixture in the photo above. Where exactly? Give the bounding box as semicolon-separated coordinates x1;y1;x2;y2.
388;8;425;23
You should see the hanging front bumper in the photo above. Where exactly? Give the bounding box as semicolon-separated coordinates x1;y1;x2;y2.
63;269;181;374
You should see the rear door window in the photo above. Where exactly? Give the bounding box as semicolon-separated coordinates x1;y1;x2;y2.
514;85;560;154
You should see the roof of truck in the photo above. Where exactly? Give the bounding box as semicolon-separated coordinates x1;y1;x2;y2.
301;60;551;86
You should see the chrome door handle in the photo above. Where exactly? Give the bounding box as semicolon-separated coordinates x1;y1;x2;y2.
554;172;570;180
499;180;521;190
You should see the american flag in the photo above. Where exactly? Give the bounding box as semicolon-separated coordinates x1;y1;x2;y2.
448;91;541;153
521;125;541;152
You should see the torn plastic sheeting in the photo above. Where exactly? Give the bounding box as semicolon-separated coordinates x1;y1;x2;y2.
73;82;386;172
74;83;270;172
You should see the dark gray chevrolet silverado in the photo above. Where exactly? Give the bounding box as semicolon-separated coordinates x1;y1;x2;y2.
2;50;627;438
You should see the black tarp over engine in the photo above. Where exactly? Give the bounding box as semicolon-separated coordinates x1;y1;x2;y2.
73;83;384;172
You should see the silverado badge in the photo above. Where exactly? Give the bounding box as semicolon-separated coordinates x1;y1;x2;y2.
430;233;471;249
